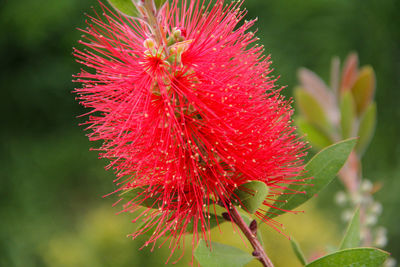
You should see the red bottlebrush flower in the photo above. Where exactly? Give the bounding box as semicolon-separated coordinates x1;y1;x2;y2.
74;0;306;261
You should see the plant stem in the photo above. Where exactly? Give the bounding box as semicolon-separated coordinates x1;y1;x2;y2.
339;151;373;245
227;205;274;267
139;0;166;52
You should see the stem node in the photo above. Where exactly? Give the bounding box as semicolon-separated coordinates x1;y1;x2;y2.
225;205;274;267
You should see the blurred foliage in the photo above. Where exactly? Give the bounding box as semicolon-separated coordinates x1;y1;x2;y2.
1;0;399;266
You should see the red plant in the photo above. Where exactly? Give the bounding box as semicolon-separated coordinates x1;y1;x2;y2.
74;0;306;260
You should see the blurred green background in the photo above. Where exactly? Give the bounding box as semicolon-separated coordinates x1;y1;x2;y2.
1;0;399;266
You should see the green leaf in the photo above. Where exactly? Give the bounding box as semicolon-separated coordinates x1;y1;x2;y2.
351;66;376;116
154;0;167;8
290;237;307;265
194;240;253;267
294;87;331;132
108;0;139;17
234;181;269;214
268;138;357;218
305;247;390;267
330;56;340;94
297;68;337;120
340;52;359;93
185;215;225;233
119;187;159;208
136;214;225;238
356;102;377;155
296;117;333;150
340;91;356;139
339;208;360;250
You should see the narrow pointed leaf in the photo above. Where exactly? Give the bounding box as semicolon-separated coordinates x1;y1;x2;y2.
234;181;269;214
136;214;225;238
330;56;340;95
120;187;159;208
351;66;376;115
339;208;360;249
268;138;357;218
186;215;225;233
108;0;139;17
356;102;377;155
290;237;307;265
295;87;331;132
340;91;356;139
340;52;359;92
298;68;338;125
296;117;333;150
305;247;390;267
194;240;253;267
155;0;167;8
